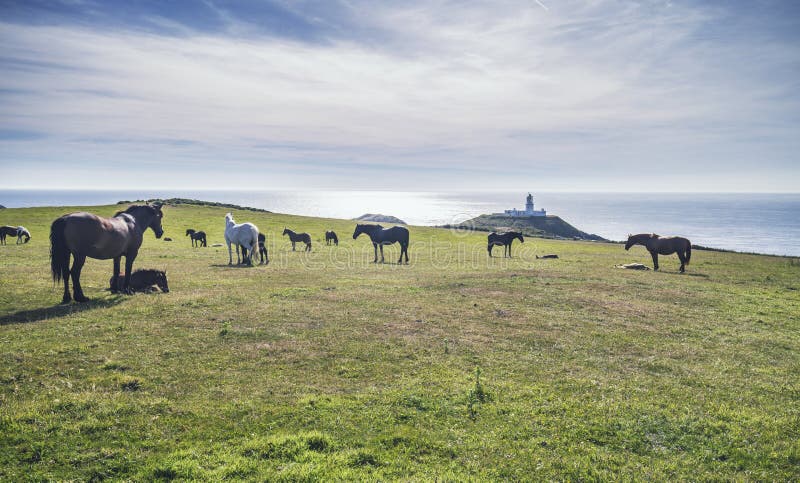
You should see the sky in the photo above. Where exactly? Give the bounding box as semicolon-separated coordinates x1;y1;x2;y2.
0;0;798;192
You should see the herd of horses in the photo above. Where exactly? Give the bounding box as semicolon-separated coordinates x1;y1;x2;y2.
1;203;693;304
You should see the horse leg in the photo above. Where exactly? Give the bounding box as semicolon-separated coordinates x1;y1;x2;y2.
307;242;311;252
71;255;88;302
123;254;135;294
650;251;659;271
488;244;492;257
373;243;378;263
677;251;686;273
111;257;121;293
61;253;72;304
227;241;233;265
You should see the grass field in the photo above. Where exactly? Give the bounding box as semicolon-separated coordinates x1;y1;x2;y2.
1;202;799;480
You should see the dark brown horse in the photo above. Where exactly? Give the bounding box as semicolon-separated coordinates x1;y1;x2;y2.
109;269;169;293
0;225;17;245
50;204;164;303
325;230;339;246
257;233;269;264
353;224;410;264
283;228;312;252
185;228;207;247
488;232;524;258
625;233;691;272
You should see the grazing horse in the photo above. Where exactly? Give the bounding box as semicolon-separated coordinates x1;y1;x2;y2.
185;228;207;247
325;230;339;246
625;233;692;272
257;233;269;265
109;269;169;293
224;213;259;265
16;226;30;244
488;232;524;258
353;223;410;264
283;228;312;252
0;225;18;245
50;204;164;303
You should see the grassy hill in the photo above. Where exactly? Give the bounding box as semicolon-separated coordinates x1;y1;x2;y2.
1;202;798;480
446;214;607;241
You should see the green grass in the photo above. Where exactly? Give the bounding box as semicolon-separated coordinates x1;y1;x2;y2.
1;203;799;480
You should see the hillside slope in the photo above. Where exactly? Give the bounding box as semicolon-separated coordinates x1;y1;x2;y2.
0;202;798;480
448;214;607;241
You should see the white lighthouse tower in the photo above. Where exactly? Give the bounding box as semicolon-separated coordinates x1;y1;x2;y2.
498;192;547;217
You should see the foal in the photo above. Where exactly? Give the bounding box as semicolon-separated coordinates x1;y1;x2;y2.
282;228;312;252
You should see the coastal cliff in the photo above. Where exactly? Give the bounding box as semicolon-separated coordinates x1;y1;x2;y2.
444;214;607;241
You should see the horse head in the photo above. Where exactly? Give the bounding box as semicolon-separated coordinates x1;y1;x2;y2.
516;232;525;243
282;227;290;236
353;224;371;239
185;229;194;236
156;270;169;293
148;205;164;238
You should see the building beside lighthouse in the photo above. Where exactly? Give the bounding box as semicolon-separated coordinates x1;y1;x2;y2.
498;193;546;217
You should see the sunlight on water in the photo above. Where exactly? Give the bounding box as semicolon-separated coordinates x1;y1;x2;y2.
1;190;799;256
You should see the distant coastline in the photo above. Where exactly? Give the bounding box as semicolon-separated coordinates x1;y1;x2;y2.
1;190;799;256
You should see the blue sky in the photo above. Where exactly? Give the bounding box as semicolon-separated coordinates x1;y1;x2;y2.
1;0;798;191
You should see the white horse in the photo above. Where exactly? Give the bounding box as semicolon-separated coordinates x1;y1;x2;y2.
224;213;259;265
16;226;30;244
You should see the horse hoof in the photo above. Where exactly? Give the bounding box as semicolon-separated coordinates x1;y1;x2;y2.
61;297;72;305
75;296;89;303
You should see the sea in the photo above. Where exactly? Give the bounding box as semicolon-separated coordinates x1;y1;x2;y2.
1;190;799;257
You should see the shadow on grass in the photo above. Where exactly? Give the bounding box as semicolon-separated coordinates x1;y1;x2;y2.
209;263;260;269
660;271;711;279
0;296;125;326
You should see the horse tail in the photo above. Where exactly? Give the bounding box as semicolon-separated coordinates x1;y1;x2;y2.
50;217;70;283
685;241;691;265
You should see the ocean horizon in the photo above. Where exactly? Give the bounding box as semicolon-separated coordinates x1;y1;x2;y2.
2;189;799;257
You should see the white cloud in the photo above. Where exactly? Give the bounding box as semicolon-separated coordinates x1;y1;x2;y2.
0;0;798;190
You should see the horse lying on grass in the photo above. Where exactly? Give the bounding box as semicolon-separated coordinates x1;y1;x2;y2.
109;269;169;293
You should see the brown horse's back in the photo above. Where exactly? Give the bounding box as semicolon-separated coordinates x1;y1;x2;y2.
62;212;136;259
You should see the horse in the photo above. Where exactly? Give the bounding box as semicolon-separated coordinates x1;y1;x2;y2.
625;233;692;272
50;204;164;303
353;224;410;264
282;228;312;252
325;230;339;246
185;228;207;247
488;232;524;258
224;213;259;265
16;226;30;244
0;225;18;245
257;233;269;264
109;269;169;293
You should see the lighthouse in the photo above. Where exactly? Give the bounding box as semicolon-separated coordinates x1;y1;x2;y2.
498;193;547;217
525;193;534;214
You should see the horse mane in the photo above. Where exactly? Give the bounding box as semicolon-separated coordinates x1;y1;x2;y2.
114;204;160;218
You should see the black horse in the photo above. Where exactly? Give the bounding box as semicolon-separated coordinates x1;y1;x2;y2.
325;230;339;246
282;228;312;251
353;224;410;264
257;233;269;264
109;269;169;293
488;231;524;258
185;228;207;247
625;233;692;272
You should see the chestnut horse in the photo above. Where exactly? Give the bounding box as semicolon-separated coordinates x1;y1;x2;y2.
625;233;692;272
50;204;164;303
